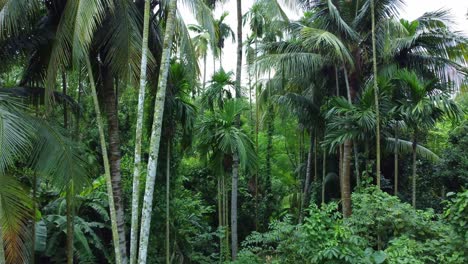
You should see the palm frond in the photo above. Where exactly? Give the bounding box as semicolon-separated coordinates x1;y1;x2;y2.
385;137;439;162
31;120;91;193
0;94;34;173
0;174;31;264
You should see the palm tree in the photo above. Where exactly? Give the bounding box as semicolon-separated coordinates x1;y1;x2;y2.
0;93;92;264
197;100;256;261
395;69;462;208
85;57;124;264
201;69;234;110
189;24;211;94
214;12;235;70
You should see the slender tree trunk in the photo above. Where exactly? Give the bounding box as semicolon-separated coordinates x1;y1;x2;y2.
254;38;259;232
138;0;177;262
394;126;399;196
222;173;229;260
371;0;382;187
231;153;239;260
300;132;314;222
66;186;74;264
217;176;222;262
265;105;274;194
353;143;360;186
32;172;37;264
412;132;417;208
322;149;326;204
130;0;151;262
85;57;122;264
203;54;207;93
231;0;242;259
62;71;74;264
213;52;216;76
342;140;352;217
166;144;170;264
314;134;318;182
220;52;223;69
103;68;128;264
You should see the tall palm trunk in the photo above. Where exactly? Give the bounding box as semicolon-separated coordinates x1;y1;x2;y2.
353;143;360;186
85;57;122;264
231;0;242;259
32;172;37;264
265;106;274;189
103;68;128;264
138;0;178;262
63;71;74;264
412;132;417;208
231;153;239;259
371;0;381;187
203;54;207;93
130;0;151;262
166;144;171;264
342;140;352;217
394;125;399;195
342;68;353;217
66;186;74;264
300;132;314;222
322;149;326;204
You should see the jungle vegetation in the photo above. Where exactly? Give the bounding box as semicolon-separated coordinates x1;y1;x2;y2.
0;0;467;263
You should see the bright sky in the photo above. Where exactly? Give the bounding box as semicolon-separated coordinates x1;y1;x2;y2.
180;0;468;84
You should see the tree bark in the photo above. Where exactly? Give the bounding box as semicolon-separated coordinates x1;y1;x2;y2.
353;143;360;186
231;0;242;259
342;140;352;217
138;0;177;262
231;153;239;259
103;67;128;264
394;126;399;196
371;0;381;187
85;57;122;264
130;0;151;262
322;149;326;204
412;132;417;208
63;71;74;264
300;132;314;222
202;54;207;93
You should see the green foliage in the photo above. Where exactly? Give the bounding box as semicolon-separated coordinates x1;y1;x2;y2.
237;187;468;264
437;121;468;191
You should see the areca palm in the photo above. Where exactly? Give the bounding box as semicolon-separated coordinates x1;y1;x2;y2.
394;69;462;208
197;99;256;261
213;12;235;70
189;24;211;93
200;69;234;110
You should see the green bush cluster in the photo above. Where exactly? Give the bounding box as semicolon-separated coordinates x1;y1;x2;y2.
234;187;468;264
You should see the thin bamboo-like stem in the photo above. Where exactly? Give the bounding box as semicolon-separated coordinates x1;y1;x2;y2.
130;0;151;262
138;0;178;262
371;0;382;187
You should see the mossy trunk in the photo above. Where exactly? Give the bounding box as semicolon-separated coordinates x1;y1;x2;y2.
129;0;151;262
138;0;178;262
371;0;381;187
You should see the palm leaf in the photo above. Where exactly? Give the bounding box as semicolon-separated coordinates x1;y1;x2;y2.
385;137;439;162
0;94;34;174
